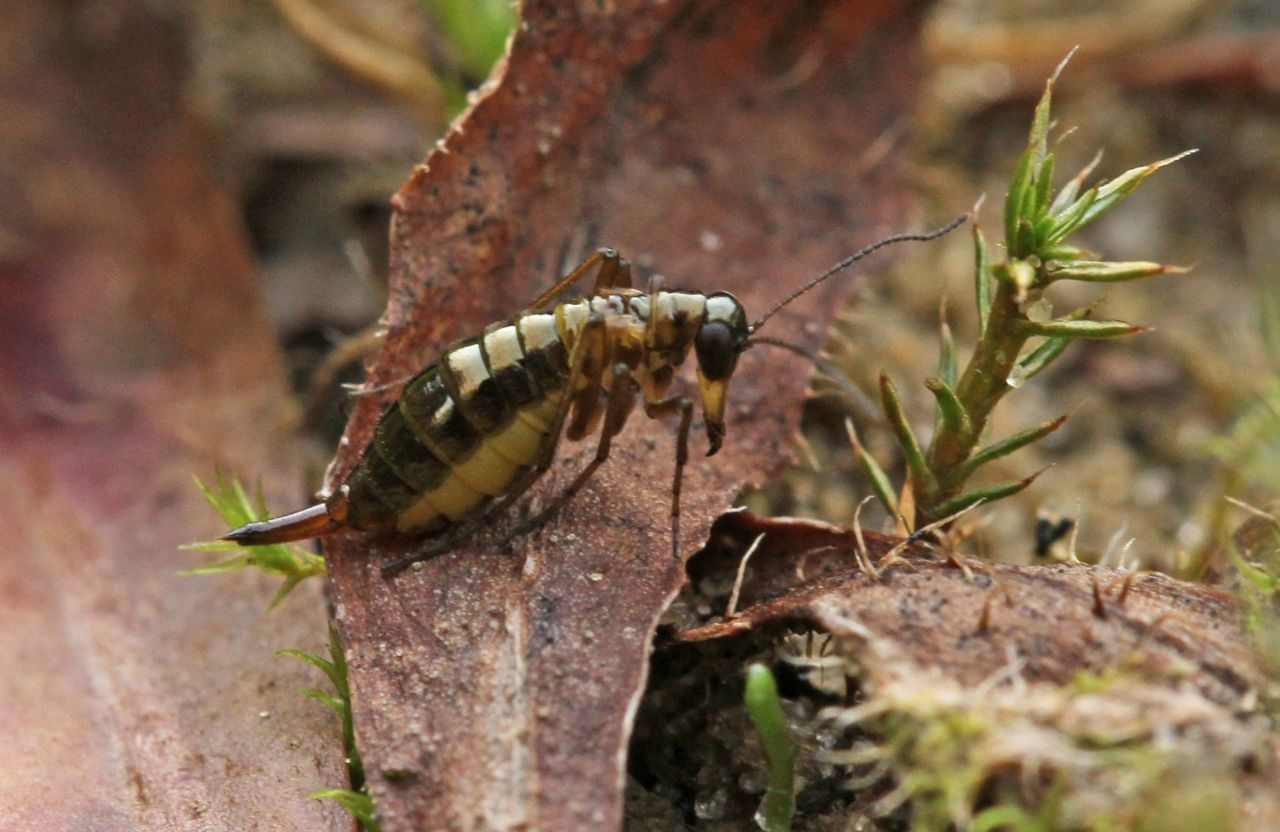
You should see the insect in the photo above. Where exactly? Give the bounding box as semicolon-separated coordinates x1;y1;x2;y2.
223;216;966;575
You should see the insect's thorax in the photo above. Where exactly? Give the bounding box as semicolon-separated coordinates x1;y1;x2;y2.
554;290;708;399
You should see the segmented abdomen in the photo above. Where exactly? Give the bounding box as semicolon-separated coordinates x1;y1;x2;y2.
342;311;571;534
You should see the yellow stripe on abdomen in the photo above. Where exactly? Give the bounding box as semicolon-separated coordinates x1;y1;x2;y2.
487;415;545;467
451;441;520;498
396;473;488;530
394;391;562;533
387;310;572;534
515;394;560;434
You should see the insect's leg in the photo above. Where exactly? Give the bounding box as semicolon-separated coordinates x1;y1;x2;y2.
591;254;632;294
497;309;609;518
643;273;666;349
464;343;601;555
644;396;695;560
380;517;486;577
506;362;638;541
529;247;624;311
491;313;612;548
590;251;621;295
563;314;613;442
378;438;601;575
529;249;603;310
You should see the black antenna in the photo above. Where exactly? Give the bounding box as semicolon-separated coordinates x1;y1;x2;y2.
749;214;969;334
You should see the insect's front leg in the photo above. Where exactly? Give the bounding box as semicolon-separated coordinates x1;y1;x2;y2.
643;396;695;560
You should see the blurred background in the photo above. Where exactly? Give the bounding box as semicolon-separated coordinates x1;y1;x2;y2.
798;0;1280;574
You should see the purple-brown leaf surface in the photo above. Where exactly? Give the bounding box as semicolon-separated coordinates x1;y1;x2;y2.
0;5;345;830
322;2;932;829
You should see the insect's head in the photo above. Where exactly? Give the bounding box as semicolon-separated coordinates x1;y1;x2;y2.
694;292;750;456
693;215;968;457
694;215;970;456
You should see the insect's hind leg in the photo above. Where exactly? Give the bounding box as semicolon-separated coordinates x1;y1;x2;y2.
379;440;583;577
529;247;629;310
503;362;639;543
380;428;582;577
595;254;632;293
379;518;485;577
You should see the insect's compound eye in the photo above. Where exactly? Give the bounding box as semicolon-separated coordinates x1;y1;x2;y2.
694;321;739;381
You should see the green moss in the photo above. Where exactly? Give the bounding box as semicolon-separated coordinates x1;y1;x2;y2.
182;474;326;609
820;667;1258;831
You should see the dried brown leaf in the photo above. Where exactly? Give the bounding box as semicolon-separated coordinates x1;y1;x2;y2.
322;2;930;828
680;511;1266;709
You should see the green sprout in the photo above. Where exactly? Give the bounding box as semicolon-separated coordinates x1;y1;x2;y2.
426;0;520;115
427;0;516;83
281;626;380;832
865;52;1193;528
187;483;371;825
744;664;797;832
181;474;326;609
